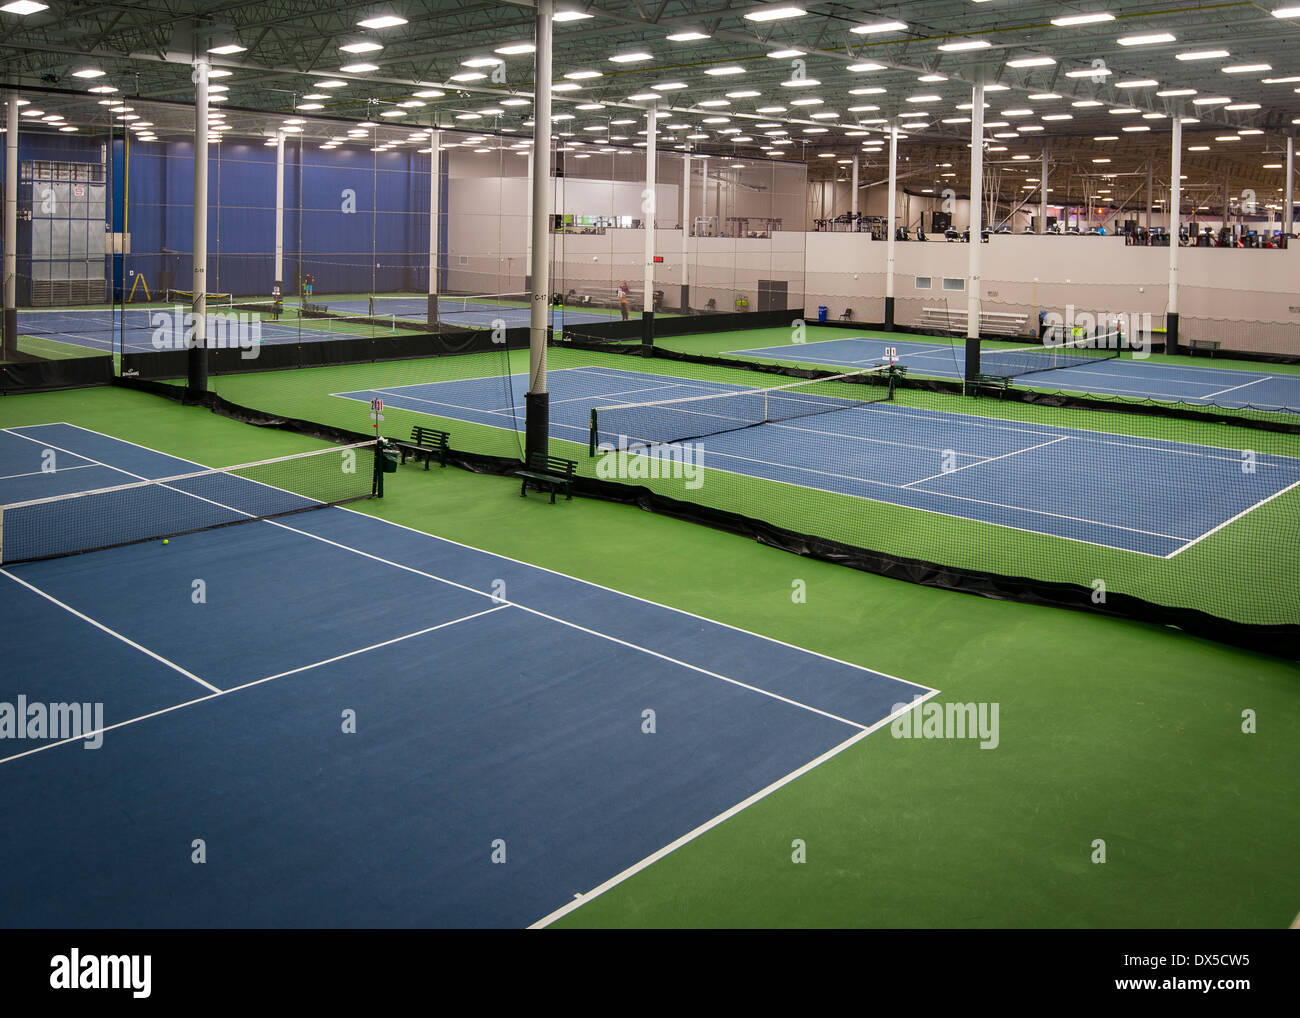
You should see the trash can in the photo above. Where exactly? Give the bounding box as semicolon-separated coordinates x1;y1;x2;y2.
381;448;400;473
817;305;828;323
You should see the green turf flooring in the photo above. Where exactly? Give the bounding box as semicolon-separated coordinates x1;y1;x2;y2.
1;383;1296;928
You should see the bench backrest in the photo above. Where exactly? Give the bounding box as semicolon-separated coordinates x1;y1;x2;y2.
526;451;576;477
410;425;449;445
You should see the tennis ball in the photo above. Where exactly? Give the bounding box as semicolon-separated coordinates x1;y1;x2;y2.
162;539;169;545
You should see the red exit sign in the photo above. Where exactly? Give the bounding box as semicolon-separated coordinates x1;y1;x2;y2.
652;256;664;263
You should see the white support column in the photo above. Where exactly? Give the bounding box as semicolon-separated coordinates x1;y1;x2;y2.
1146;160;1154;236
1284;131;1294;244
525;146;534;274
680;151;690;310
189;57;209;395
885;122;898;328
525;0;553;460
3;92;18;360
643;102;657;326
1168;115;1183;354
273;131;284;297
1039;141;1048;234
851;154;859;219
701;155;709;227
426;128;441;325
966;82;985;373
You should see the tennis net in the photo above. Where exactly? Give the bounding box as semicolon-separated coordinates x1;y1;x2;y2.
165;289;235;307
589;366;897;454
980;332;1122;379
0;441;378;565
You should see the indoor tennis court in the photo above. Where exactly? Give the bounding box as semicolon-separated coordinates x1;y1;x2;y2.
0;0;1297;952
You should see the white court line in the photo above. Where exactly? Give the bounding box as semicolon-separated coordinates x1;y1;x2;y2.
0;605;510;768
0;462;99;484
902;436;1070;488
1163;477;1300;559
0;568;219;693
1202;375;1276;400
528;691;940;928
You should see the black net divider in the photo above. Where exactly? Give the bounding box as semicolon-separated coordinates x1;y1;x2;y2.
560;469;1300;660
1;355;114;395
0;438;379;566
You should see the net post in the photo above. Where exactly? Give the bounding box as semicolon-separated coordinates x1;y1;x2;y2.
372;441;384;498
641;309;654;356
589;409;597;458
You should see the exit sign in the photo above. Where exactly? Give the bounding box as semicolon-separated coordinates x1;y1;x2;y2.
652;256;663;263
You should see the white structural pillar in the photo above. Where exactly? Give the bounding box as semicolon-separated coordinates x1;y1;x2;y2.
1279;132;1289;245
885;123;898;329
965;82;985;383
1039;141;1048;234
1168;115;1183;355
274;131;284;301
3;93;17;361
680;151;690;310
1146;160;1154;238
851;154;859;219
427;128;441;326
188;57;209;398
525;0;553;463
642;101;657;350
701;156;708;228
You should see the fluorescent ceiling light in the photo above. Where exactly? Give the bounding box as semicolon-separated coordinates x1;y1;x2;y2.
918;74;947;82
628;92;658;101
500;97;530;105
1156;88;1196;96
1042;114;1073;120
698;99;731;107
339;63;379;72
939;40;991;52
1072;100;1103;107
0;1;48;13
207;43;246;55
357;15;406;29
780;77;820;87
1191;96;1230;104
1222;64;1270;73
851;20;906;34
1118;33;1176;46
1115;79;1158;88
315;80;347;88
1272;5;1300;16
848;63;886;72
552;82;581;91
496;42;535;54
88;86;117;93
667;31;709;41
1262;75;1300;83
553;9;593;20
906;94;942;103
449;72;486;82
768;49;804;58
340;41;383;53
610;51;652;62
71;69;105;79
1176;49;1229;61
1029;92;1061;100
1122;125;1149;131
462;56;503;67
726;90;761;98
1066;67;1111;77
413;89;445;98
743;7;806;23
1051;12;1115;26
1007;56;1055;68
850;87;886;95
706;66;746;76
652;82;687;90
1224;102;1261;110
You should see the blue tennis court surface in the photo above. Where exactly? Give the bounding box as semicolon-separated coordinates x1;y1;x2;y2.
0;422;929;928
726;337;1300;413
17;301;626;354
336;366;1300;557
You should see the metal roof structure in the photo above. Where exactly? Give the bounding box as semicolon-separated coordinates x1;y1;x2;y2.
2;1;1297;212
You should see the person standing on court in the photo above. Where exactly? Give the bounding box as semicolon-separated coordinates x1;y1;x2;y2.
618;281;631;321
